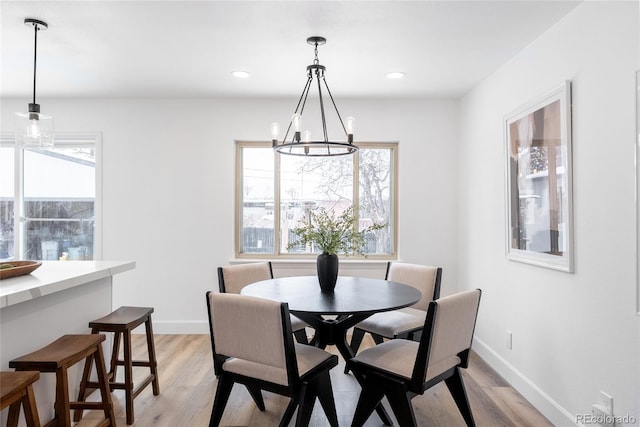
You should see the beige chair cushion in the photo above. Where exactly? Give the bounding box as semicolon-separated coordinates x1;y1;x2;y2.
220;262;272;294
224;343;334;386
428;290;480;368
211;293;286;370
387;263;439;311
220;263;309;333
351;339;460;382
355;307;425;338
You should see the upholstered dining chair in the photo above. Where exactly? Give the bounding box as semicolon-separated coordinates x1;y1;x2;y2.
218;262;311;344
349;262;442;356
346;289;482;427
206;292;339;427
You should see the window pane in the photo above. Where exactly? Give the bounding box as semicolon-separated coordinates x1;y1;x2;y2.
359;148;393;255
280;155;353;254
0;147;14;260
23;147;95;260
240;147;274;253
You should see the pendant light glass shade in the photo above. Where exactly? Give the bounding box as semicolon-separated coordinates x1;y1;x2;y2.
16;18;53;148
15;110;54;148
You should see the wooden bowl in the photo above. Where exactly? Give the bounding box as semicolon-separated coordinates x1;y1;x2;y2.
0;261;42;280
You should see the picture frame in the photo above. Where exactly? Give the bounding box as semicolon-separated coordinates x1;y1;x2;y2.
636;70;640;314
505;81;573;272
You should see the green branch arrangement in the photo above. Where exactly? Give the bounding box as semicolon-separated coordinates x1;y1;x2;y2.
286;205;386;256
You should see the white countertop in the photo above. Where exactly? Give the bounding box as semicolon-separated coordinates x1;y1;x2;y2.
0;260;136;308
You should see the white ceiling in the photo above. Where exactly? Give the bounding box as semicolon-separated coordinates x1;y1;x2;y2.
1;0;582;99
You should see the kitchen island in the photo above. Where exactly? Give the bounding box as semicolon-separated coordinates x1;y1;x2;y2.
0;260;135;423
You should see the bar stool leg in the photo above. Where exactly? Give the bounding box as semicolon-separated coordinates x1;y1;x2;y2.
109;330;122;382
55;367;72;427
94;342;116;425
74;352;94;420
123;329;134;425
145;317;160;395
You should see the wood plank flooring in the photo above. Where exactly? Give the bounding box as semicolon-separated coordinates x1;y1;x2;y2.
77;334;552;427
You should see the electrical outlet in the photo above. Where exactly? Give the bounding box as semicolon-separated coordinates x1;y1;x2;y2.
506;330;512;350
600;391;613;415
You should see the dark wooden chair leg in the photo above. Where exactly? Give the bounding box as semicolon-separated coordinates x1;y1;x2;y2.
209;375;234;427
345;328;366;373
371;333;384;345
293;329;309;345
279;398;298;427
350;328;366;354
244;385;265;411
385;379;416;427
294;381;316;427
315;370;339;427
351;374;386;427
445;369;476;427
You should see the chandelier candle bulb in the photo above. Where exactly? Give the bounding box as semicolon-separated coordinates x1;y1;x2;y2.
270;122;280;144
302;130;312;143
346;116;355;143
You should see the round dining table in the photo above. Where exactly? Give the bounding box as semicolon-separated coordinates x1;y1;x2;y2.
240;275;422;362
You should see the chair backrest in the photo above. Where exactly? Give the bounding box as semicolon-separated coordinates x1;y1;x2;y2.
412;289;481;388
218;262;273;294
206;292;298;384
385;262;442;311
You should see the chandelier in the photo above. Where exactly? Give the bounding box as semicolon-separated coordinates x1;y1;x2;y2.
14;18;53;148
271;36;357;157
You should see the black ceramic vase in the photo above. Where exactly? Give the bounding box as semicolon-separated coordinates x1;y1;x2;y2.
317;253;339;292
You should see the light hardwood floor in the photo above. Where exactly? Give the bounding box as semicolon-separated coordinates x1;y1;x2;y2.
78;334;552;427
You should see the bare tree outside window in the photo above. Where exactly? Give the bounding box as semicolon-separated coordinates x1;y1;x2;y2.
237;141;396;257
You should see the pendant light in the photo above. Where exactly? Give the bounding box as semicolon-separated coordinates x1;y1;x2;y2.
271;37;357;157
15;18;53;148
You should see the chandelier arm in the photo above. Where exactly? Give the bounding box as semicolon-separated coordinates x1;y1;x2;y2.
322;76;348;137
315;69;329;143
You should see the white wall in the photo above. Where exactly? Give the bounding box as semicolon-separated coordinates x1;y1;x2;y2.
0;97;460;332
459;1;639;425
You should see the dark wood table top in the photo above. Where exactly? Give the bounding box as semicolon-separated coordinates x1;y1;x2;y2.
241;276;421;315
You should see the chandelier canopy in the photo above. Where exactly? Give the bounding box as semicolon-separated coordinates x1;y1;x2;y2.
15;18;53;148
271;36;357;157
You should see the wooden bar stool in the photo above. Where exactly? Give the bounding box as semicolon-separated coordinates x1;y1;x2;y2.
9;335;115;427
76;306;160;425
0;371;41;427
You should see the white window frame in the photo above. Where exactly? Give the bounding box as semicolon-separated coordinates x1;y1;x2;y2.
235;140;398;260
0;131;103;260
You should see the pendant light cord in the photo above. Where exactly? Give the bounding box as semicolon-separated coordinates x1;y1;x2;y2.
32;23;39;105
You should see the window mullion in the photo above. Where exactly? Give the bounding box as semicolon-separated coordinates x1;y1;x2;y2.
274;151;281;255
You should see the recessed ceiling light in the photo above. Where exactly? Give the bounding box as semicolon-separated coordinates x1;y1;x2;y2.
231;71;251;79
386;72;406;79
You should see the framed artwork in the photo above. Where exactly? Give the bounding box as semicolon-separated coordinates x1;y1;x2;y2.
505;81;573;272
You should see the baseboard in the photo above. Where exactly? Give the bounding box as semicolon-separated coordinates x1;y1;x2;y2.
473;336;581;426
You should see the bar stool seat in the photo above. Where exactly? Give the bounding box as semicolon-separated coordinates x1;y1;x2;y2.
76;306;160;425
9;335;115;427
0;371;41;427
